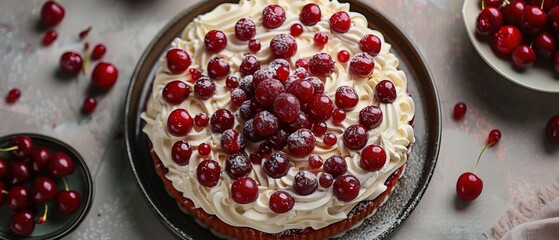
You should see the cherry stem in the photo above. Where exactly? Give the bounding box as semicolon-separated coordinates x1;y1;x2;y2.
0;146;18;152
542;0;546;9
473;143;494;174
504;0;510;4
38;203;48;224
63;177;69;191
481;0;485;9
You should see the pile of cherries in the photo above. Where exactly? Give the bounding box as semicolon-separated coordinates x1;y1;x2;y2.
475;0;559;70
0;135;80;237
162;4;399;213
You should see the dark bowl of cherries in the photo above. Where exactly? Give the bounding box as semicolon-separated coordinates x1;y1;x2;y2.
0;133;94;239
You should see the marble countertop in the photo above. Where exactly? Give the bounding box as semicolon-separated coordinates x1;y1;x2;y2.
1;0;558;239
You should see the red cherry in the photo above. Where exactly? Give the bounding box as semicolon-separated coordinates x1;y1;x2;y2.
248;39;261;53
226;76;239;89
235;18;256;41
194;77;216;100
501;1;525;26
162;80;190;105
521;5;547;35
306;76;325;94
308;154;323;169
166;49;191;74
10;210;35;237
533;32;556;58
296;59;309;69
487;129;502;146
343;124;368;150
360;145;386;171
276;65;290;81
492;25;523;56
309;52;334;76
375;80;397;103
264;153;290;178
329;11;351;33
269;191;294;213
196;160;221;188
335;86;359;110
262;5;286;29
40;1;65;27
59;51;83;76
188;68;202;82
7;162;30;185
456;172;483;201
475;7;503;35
313;32;329;47
294;171;318;195
231;88;247;107
350;52;375;77
254;111;280;137
225;153;252;179
307;93;334;122
484;0;503;7
42;30;58;46
91;44;107;60
239;55;260;76
81;96;97;115
194;113;209;127
312;122;327;136
243;119;263;142
255;79;285;107
204;30;227;53
253;68;275;87
359;106;383;129
7;186;30;211
221;129;246;154
512;45;536;70
453;102;467;120
300;3;322;26
266;129;289;150
290;24;303;37
92;62;118;91
167;109;193;136
323;133;337;146
5;88;21;104
55;190;80;214
207;57;230;79
49;152;75;178
331;109;346;123
78;26;92;39
210;109;234;133
359;34;382;56
231;177;259;204
10;135;34;159
273;93;301;123
546;114;559;145
198;143;211;156
31;176;57;204
333;174;360;201
171;140;192;166
288;112;312;132
319;173;334;188
270;34;297;59
323;155;347;177
0;157;8;177
288;129;316;157
337;50;350;63
549;6;559;32
287;79;314;103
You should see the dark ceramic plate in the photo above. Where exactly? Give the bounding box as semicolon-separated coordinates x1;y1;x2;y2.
0;133;94;240
124;1;441;239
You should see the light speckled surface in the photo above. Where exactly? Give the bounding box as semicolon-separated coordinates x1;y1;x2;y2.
0;0;558;239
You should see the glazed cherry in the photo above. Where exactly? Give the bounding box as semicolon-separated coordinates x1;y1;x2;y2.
10;210;35;237
501;1;525;26
276;65;290;81
171;140;192;166
269;54;291;70
309;52;334;76
270;34;297;59
359;34;382;56
231;176;259;204
225;153;252;179
331;109;346;123
239;100;257;121
300;3;322;26
290;24;303;37
307;76;324;94
335;86;359;110
546;115;559;145
456;172;483;201
10;135;34;159
269;191;294;213
521;6;547;35
92;62;119;91
313;32;329;47
31;176;57;204
255;79;285;107
56;190;80;214
196;160;221;188
350;52;375;77
334;174;361;201
31;148;50;173
231;88;247;106
40;1;65;27
198;143;211;156
266;129;289;150
475;7;503;36
194;113;209;127
453;102;467;120
323;155;347;177
235;18;256;41
243;119;263;142
512;45;536;70
375;80;397;103
307;93;334;122
273;93;301;123
308;154;323;169
81;96;97;115
312;122;327;136
204;30;227;53
343;124;369;150
289;112;312;132
162;80;190;105
0;157;7;177
5;88;21;104
7;161;30;185
249;153;263;165
221;129;246;154
207;57;230;79
360;145;386;171
254;111;280;137
240;55;260;76
188;68;202;82
253;68;275;87
91;44;107;60
194;77;216;100
487;129;502;146
492;25;523;56
248;39;261;53
329;11;351;33
533;32;556;58
7;186;29;211
59;52;83;76
294;171;318;195
42;30;57;46
166;49;191;74
319;173;334;188
210;109;234;133
288;129;316;157
262;5;286;29
49;152;75;178
264;153;290;178
337;50;350;63
167;109;194;136
323;133;337;146
296;59;309;70
359;106;383;129
226;76;239;89
287;79;314;103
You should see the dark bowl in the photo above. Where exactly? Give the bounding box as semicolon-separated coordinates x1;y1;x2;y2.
0;133;94;240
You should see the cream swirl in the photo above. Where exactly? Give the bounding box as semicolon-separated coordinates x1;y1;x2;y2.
141;0;415;233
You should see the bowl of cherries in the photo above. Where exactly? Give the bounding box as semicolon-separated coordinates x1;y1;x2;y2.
0;133;93;239
463;0;559;93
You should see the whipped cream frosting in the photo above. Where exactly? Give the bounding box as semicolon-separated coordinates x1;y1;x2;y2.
141;0;414;234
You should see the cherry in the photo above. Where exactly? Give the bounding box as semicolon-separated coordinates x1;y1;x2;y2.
350;52;375;77
166;49;191;74
90;44;107;60
7;161;30;185
266;129;289;150
269;191;294;213
308;154;323;169
0;182;5;204
296;59;309;69
287;79;314;103
49;152;75;178
0;157;7;177
231;176;259;204
198;143;211;156
343;124;368;150
288;112;312;132
456;172;483;201
226;76;239;89
253;68;275;87
276;65;290;81
323;155;347;177
239;100;257;121
240;55;260;76
269;58;290;71
42;30;57;46
31;176;57;204
92;62;118;90
40;1;65;27
549;7;559;32
329;11;351;33
171;140;192;166
7;186;29;211
248;39;261;53
263;153;290;178
294;171;318;195
290;24;303;37
162;80;190;105
512;45;536;70
335;86;359;110
56;190;80;214
255;79;285;107
210;109;234;133
231;88;247;106
333;174;361;201
319;173;334;188
273;93;301;123
487;129;502;146
235;18;256;41
331;109;346;123
243;119;263;142
309;52;334;76
167;109;194;136
81;96;97;115
307;93;334;122
5;88;21;104
312;122;327;136
337;50;350;63
221;129;246;154
204;30;227;53
262;5;286;29
359;34;382;56
475;7;503;35
492;26;523;56
375;80;397;103
196;160;221;188
502;1;525;26
323;133;338;147
306;76;325;94
484;0;503;7
359;106;383;129
225;153;252;179
533;32;556;58
194;113;209;127
10;210;35;237
194;77;216;100
360;145;386;171
288;129;316;157
188;68;202;82
313;32;329;47
254;111;280;137
546;115;559;145
270;34;297;59
521;5;547;35
300;3;322;26
207;57;230;79
9;135;34;159
453;102;467;120
59;52;83;76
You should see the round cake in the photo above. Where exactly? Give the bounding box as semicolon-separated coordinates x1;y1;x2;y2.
141;0;415;239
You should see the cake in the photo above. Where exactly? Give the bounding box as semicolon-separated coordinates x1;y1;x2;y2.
141;0;415;239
